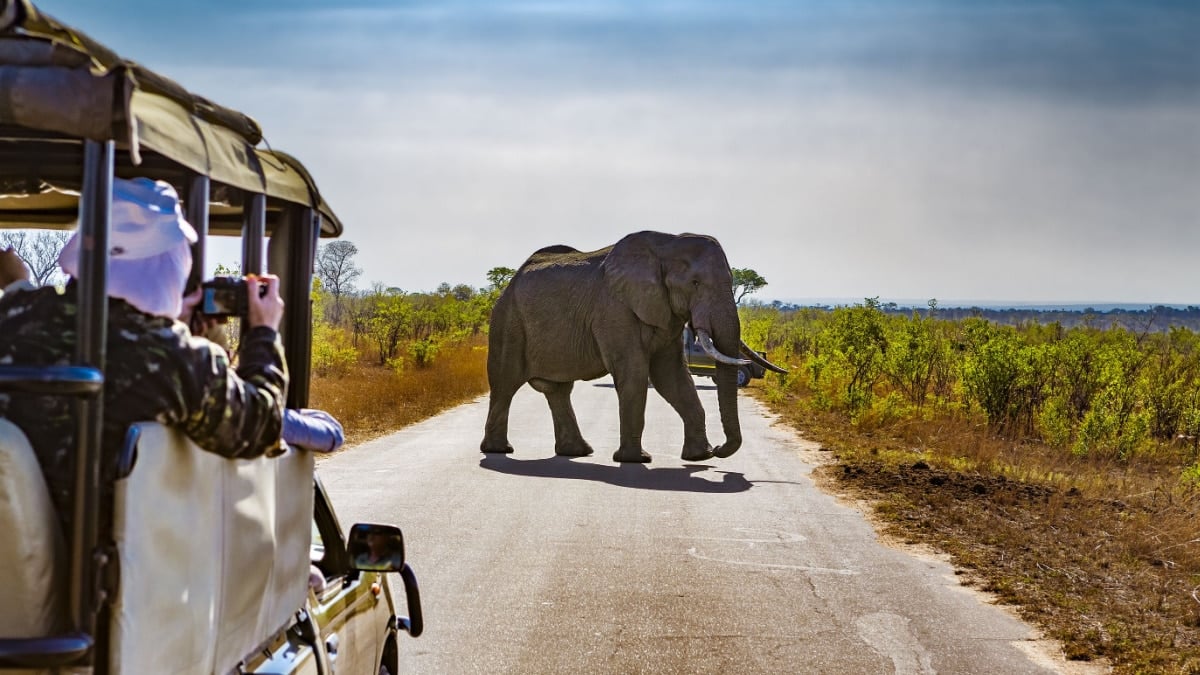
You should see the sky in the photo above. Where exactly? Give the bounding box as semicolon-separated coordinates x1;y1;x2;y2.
38;1;1200;305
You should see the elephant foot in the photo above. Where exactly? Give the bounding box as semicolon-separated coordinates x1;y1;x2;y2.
712;443;740;459
480;440;514;454
613;447;652;463
681;443;714;462
555;440;594;457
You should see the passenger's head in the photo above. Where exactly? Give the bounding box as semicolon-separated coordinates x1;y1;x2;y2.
58;177;197;319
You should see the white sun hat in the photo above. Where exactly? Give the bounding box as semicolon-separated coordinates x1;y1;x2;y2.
58;177;198;319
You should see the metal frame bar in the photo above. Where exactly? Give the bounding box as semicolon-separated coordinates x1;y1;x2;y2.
0;366;102;395
241;192;266;275
282;208;319;408
185;174;210;289
70;139;113;642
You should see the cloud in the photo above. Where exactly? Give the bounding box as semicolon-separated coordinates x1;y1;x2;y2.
38;0;1200;302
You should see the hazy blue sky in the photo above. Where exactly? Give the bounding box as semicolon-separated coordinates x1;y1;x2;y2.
39;1;1200;304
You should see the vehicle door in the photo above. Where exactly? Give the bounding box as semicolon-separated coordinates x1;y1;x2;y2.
309;486;389;675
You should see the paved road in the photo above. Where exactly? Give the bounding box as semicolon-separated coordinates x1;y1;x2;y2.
317;377;1076;674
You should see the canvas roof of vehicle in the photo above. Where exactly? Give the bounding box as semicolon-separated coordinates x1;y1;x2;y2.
0;0;344;236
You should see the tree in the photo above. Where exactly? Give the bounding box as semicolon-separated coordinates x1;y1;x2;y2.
315;240;362;323
486;266;516;291
362;285;413;366
316;240;362;300
731;267;767;304
0;230;71;286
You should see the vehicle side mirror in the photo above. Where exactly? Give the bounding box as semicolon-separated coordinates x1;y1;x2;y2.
347;523;405;572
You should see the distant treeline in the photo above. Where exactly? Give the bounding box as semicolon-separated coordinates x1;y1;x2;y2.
758;300;1200;333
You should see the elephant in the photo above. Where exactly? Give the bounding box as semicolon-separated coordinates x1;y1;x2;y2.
480;231;786;463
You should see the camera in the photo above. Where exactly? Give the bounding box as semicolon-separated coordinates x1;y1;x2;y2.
200;276;265;317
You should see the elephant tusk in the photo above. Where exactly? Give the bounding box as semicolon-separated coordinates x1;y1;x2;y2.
740;340;789;374
696;329;751;366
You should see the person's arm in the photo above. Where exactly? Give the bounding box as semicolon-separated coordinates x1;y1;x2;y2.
167;275;289;459
167;323;288;459
283;408;345;452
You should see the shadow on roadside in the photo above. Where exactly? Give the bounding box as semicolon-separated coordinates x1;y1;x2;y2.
478;454;752;493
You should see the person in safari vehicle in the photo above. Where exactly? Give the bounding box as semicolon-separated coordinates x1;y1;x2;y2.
0;5;420;672
0;176;288;532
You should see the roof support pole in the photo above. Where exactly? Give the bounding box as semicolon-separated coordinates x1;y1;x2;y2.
284;209;319;408
241;192;266;275
185;174;210;289
71;139;113;640
265;206;318;408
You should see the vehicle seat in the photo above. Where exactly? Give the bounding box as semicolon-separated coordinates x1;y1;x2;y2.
0;418;66;638
108;423;313;675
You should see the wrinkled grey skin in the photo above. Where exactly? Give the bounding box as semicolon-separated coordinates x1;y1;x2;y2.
481;231;749;463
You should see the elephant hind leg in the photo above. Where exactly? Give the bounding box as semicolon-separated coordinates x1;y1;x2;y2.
481;379;521;454
529;378;593;457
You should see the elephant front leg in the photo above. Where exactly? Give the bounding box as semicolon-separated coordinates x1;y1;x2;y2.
611;370;652;463
649;353;713;462
529;378;593;457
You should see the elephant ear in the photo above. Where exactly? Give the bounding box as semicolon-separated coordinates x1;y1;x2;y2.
601;231;674;329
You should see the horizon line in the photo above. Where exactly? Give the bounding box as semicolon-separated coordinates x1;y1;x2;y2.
757;297;1199;310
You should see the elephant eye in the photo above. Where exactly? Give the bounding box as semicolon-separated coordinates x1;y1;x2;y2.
691;279;701;287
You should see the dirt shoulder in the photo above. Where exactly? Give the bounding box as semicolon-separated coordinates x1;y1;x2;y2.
759;395;1200;675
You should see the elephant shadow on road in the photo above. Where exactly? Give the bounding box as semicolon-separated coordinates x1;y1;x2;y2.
478;454;752;493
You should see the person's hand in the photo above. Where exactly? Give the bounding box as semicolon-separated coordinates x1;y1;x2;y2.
178;286;203;323
246;273;284;331
178;286;230;346
0;247;31;287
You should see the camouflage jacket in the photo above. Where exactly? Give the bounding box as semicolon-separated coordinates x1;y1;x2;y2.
0;283;288;530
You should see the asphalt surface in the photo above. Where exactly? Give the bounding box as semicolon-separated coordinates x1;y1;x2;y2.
316;376;1075;674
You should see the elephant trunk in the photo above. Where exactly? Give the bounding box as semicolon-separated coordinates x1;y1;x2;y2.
695;323;743;459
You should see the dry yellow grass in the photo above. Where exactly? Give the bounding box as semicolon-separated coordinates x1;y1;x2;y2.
309;337;490;445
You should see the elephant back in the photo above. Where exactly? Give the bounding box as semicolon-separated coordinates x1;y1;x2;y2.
518;245;609;275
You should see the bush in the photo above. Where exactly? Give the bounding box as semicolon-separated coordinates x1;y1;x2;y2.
408;338;440;368
312;322;357;377
829;298;888;414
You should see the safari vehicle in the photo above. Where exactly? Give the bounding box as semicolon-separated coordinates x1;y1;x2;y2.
682;326;768;387
0;2;420;674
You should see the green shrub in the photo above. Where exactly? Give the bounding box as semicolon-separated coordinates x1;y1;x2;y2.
829;298;888;413
312;321;357;377
864;391;911;429
883;312;948;408
1036;396;1073;447
408;338;440;368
